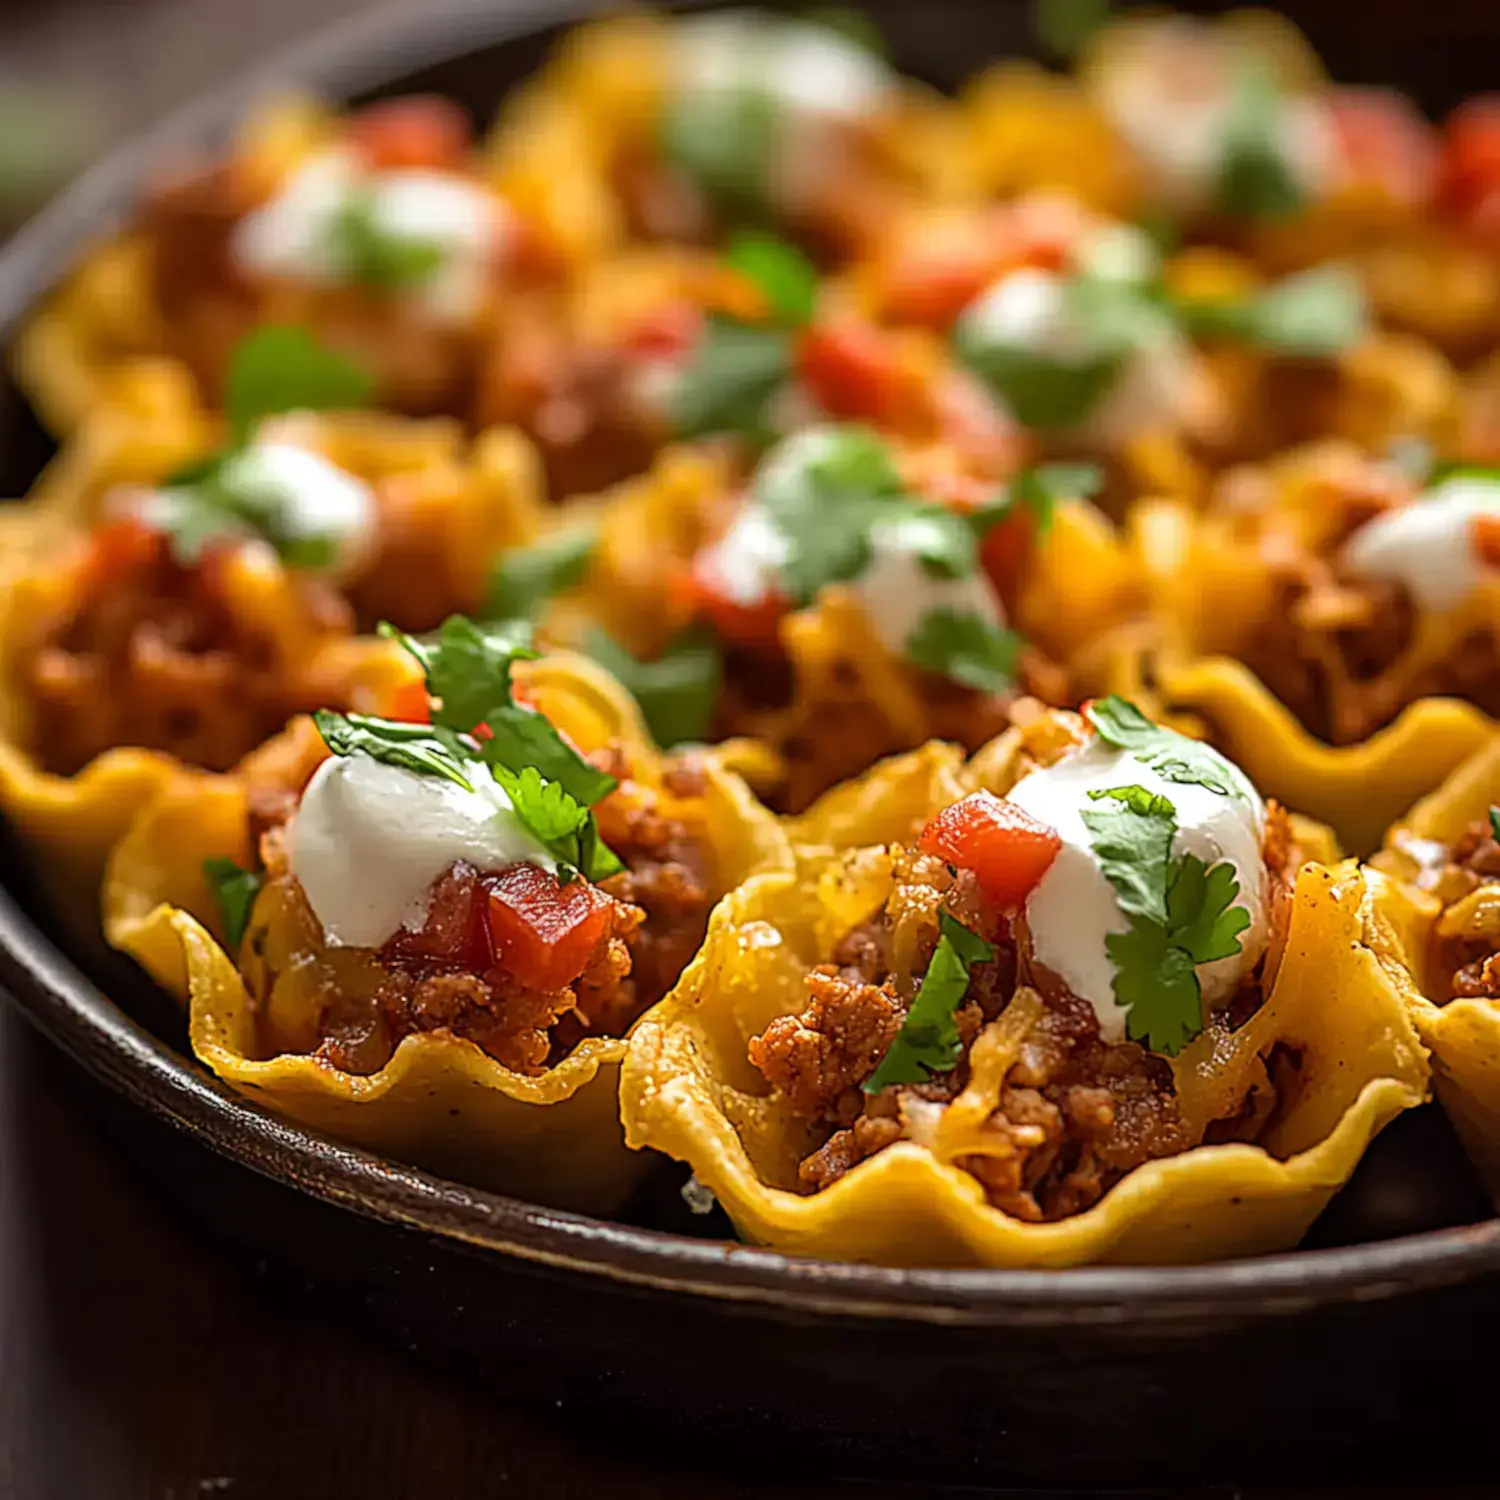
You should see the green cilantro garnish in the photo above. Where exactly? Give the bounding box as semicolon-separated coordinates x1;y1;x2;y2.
864;911;996;1092
906;608;1025;694
584;628;723;750
1174;264;1367;358
671;315;795;444
877;506;979;580
1033;0;1112;61
319;615;623;883
1086;695;1243;798
202;857;263;950
325;189;447;291
660;84;779;219
1489;807;1500;844
483;524;599;621
1081;785;1253;1055
1216;59;1304;220
222;325;372;448
726;229;820;326
153;327;372;568
965;462;1105;544
1426;461;1500;488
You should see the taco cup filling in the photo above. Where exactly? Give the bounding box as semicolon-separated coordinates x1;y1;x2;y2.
215;617;718;1077
748;700;1304;1221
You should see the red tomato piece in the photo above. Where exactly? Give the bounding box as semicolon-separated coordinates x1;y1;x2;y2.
1437;95;1500;226
1472;512;1500;570
81;514;166;588
348;96;473;172
673;562;788;651
1327;88;1436;206
918;791;1062;911
796;318;923;427
485;863;615;992
622;301;703;359
978;509;1035;602
881;246;995;330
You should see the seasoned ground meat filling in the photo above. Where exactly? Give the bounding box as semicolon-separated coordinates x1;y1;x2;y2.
1412;818;1500;1000
24;520;354;775
244;740;716;1077
750;821;1295;1222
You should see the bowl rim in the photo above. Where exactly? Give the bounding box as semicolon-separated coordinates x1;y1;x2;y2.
1;0;1498;1326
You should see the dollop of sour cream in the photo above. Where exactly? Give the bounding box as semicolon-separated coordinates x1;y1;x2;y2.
288;753;560;950
1005;739;1268;1046
1341;475;1500;614
233;150;508;322
959;266;1199;448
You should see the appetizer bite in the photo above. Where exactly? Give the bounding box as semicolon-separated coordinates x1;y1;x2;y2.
1369;738;1500;1204
104;616;789;1207
17;92;561;434
530;418;1138;812
1135;443;1500;850
623;699;1428;1266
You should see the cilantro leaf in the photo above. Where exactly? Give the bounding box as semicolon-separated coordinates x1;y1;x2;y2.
483;525;598;621
487;765;625;884
955;333;1123;432
202;857;263;950
1080;785;1176;926
382;616;538;738
1491;807;1500;844
671;315;794;443
864;911;996;1092
906;608;1025;693
312;709;477;792
223;326;372;447
1107;923;1204;1056
1176;265;1367;357
1085;695;1241;797
479;705;617;806
584;628;722;749
726;230;819;327
326;189;446;290
1217;59;1304;220
660;85;778;218
754;425;907;602
966;461;1105;544
878;507;978;580
1168;854;1252;965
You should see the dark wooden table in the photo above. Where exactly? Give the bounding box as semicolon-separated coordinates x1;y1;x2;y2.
0;3;1496;1496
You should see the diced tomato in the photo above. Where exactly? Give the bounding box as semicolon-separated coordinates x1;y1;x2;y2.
672;563;788;651
1437;95;1500;232
348;96;473;172
918;791;1062;911
80;514;166;589
484;863;615;992
1327;88;1437;206
621;301;703;360
881;244;996;330
978;510;1035;601
795;318;926;427
386;680;431;724
382;863;487;968
1472;512;1500;570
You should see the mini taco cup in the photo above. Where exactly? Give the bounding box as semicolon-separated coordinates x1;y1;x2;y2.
104;652;791;1211
1368;737;1500;1202
1130;486;1498;855
622;711;1428;1267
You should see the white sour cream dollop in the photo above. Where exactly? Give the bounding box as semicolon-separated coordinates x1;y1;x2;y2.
288;753;560;949
1005;738;1268;1045
233;150;508;322
1341;475;1500;615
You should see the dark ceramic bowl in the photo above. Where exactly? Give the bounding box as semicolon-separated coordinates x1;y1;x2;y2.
3;0;1500;1489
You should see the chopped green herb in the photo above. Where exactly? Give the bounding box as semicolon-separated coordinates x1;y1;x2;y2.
584;628;723;750
486;764;624;884
1033;0;1112;61
878;507;978;580
481;704;618;807
1491;807;1500;844
1085;695;1242;797
1176;264;1367;357
223;326;372;447
865;911;997;1092
906;608;1025;694
660;85;778;218
967;461;1105;544
1426;461;1500;489
326;188;447;291
671;315;794;443
312;709;478;792
726;229;820;327
1082;783;1252;1055
202;857;263;950
483;525;599;621
1217;59;1304;220
382;617;538;739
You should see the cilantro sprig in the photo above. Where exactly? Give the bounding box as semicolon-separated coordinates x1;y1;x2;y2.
1173;264;1367;358
964;462;1105;544
202;857;263;950
483;524;599;621
1490;807;1500;845
584;628;722;750
1081;785;1252;1055
906;608;1025;694
864;911;996;1092
1217;59;1304;221
1086;696;1245;798
326;189;447;291
155;327;372;567
315;616;623;883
